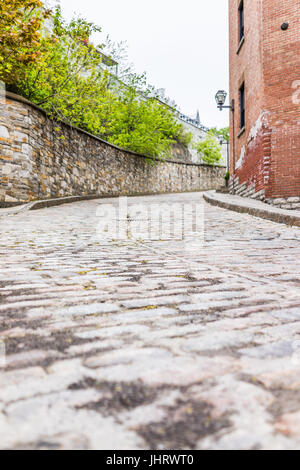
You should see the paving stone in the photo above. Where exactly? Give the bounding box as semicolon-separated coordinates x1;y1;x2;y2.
66;339;124;356
0;367;46;389
75;324;150;339
183;330;254;352
0;405;143;450
275;411;300;438
140;356;241;386
5;349;61;369
54;303;120;317
239;341;298;359
121;295;189;309
269;307;300;321
84;347;172;369
110;307;178;323
12;433;91;450
253;368;300;390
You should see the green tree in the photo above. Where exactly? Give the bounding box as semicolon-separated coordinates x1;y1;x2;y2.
0;0;51;86
210;126;229;142
194;132;222;166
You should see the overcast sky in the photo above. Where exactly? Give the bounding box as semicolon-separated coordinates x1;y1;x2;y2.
56;0;229;129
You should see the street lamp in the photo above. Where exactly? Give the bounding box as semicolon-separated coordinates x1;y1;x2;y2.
215;90;227;110
215;89;235;179
215;90;234;111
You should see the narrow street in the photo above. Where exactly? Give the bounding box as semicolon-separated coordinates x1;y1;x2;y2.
0;192;300;450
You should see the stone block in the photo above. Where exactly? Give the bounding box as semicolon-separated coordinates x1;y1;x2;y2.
287;197;300;203
271;198;286;205
4;195;19;203
13;131;28;143
0;125;9;138
2;164;13;175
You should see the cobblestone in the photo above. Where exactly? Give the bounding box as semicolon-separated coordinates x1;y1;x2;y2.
0;192;300;449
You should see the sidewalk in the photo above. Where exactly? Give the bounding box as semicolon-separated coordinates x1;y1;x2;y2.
204;191;300;228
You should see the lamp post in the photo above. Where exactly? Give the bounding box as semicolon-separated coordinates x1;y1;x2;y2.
218;135;229;171
215;90;235;190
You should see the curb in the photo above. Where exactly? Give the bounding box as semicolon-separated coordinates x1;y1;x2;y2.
0;195;117;218
204;191;300;228
0;189;210;217
0;195;104;217
0;202;36;218
28;195;105;211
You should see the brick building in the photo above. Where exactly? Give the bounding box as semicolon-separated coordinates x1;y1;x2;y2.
228;0;300;209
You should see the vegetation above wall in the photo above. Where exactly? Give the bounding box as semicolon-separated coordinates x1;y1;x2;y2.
210;127;230;143
0;1;227;165
194;131;223;166
0;1;192;160
192;127;229;166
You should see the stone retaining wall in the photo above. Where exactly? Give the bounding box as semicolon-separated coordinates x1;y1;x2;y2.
0;92;226;206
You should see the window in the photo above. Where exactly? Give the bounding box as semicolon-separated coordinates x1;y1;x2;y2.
239;82;245;129
238;0;244;43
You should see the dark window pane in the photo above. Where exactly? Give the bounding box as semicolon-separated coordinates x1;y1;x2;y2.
239;83;245;129
239;0;244;41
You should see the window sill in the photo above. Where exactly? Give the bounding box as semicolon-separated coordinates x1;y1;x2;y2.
237;127;246;138
236;36;245;55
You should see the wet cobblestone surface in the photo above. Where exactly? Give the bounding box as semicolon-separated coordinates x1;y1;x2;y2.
0;192;300;450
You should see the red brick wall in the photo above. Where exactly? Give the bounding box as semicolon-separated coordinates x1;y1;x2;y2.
263;0;300;198
229;0;266;192
228;0;300;199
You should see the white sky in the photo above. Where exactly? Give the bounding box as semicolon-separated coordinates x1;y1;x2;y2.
55;0;229;129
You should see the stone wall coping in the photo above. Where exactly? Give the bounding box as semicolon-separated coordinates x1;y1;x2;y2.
3;91;225;169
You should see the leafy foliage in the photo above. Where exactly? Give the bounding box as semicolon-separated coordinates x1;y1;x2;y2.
2;4;189;160
194;131;222;166
0;0;51;86
210;126;230;142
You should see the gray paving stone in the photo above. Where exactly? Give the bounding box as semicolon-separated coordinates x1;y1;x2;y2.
269;307;300;321
84;347;173;369
239;341;299;359
54;303;120;317
75;324;150;339
5;350;61;368
121;295;189;309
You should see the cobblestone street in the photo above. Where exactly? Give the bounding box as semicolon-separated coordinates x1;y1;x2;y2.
1;192;300;450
